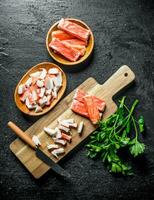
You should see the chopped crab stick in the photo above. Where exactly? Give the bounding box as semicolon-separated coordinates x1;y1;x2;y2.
49;38;81;62
77;121;84;134
32;90;38;101
55;127;62;139
48;68;59;75
45;77;54;90
58;125;70;133
69;123;77;128
32;135;41;146
56;72;62;87
44;127;57;136
46;95;52;106
52;148;65;158
83;95;100;124
52;87;58;99
53;138;67;146
20;89;30;102
35;105;43;113
38;96;48;107
18;84;25;95
38;87;45;98
25;98;35;109
63;119;74;124
45;89;52;95
25;77;32;87
30;71;41;78
58;18;90;43
36;80;44;88
52;77;60;88
71;99;89;118
39;68;47;80
52;30;75;40
61;132;72;143
47;144;59;150
58;119;70;128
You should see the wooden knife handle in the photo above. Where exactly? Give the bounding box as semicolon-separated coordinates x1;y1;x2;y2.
102;65;135;97
8;121;36;149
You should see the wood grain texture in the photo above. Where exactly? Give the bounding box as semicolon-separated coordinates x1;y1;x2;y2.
10;65;135;178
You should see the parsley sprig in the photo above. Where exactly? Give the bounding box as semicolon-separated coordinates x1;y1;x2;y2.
86;97;145;175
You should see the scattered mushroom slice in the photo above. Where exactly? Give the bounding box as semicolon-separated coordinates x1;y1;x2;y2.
35;105;43;113
39;68;47;80
44;127;57;136
25;77;32;87
77;121;84;134
61;132;72;143
32;135;41;146
47;144;59;150
58;125;70;133
18;84;25;95
48;68;59;75
30;71;41;78
52;148;65;158
54;138;67;146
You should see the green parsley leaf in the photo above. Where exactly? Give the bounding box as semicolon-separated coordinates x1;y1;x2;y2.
129;140;145;157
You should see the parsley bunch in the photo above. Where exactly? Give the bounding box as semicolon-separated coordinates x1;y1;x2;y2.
86;97;145;175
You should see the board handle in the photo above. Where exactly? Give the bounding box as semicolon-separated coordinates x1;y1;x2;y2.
102;65;135;97
8;121;36;149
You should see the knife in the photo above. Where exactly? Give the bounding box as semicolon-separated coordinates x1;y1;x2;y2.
8;121;71;178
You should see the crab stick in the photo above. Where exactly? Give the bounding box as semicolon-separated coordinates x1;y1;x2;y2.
48;68;59;75
32;135;41;146
77;121;84;134
58;18;90;44
83;95;100;124
54;139;67;146
35;105;43;113
58;125;70;133
44;127;57;137
18;84;25;95
49;38;81;62
61;132;72;143
52;30;75;41
52;148;65;158
47;144;59;150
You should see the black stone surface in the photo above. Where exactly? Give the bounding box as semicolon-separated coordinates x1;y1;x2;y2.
0;0;154;199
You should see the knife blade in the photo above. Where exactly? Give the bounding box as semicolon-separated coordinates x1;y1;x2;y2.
36;147;70;177
8;121;71;178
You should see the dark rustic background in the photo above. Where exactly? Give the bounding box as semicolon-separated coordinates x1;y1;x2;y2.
0;0;154;199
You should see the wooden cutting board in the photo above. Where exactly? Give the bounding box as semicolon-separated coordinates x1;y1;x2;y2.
10;65;135;179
